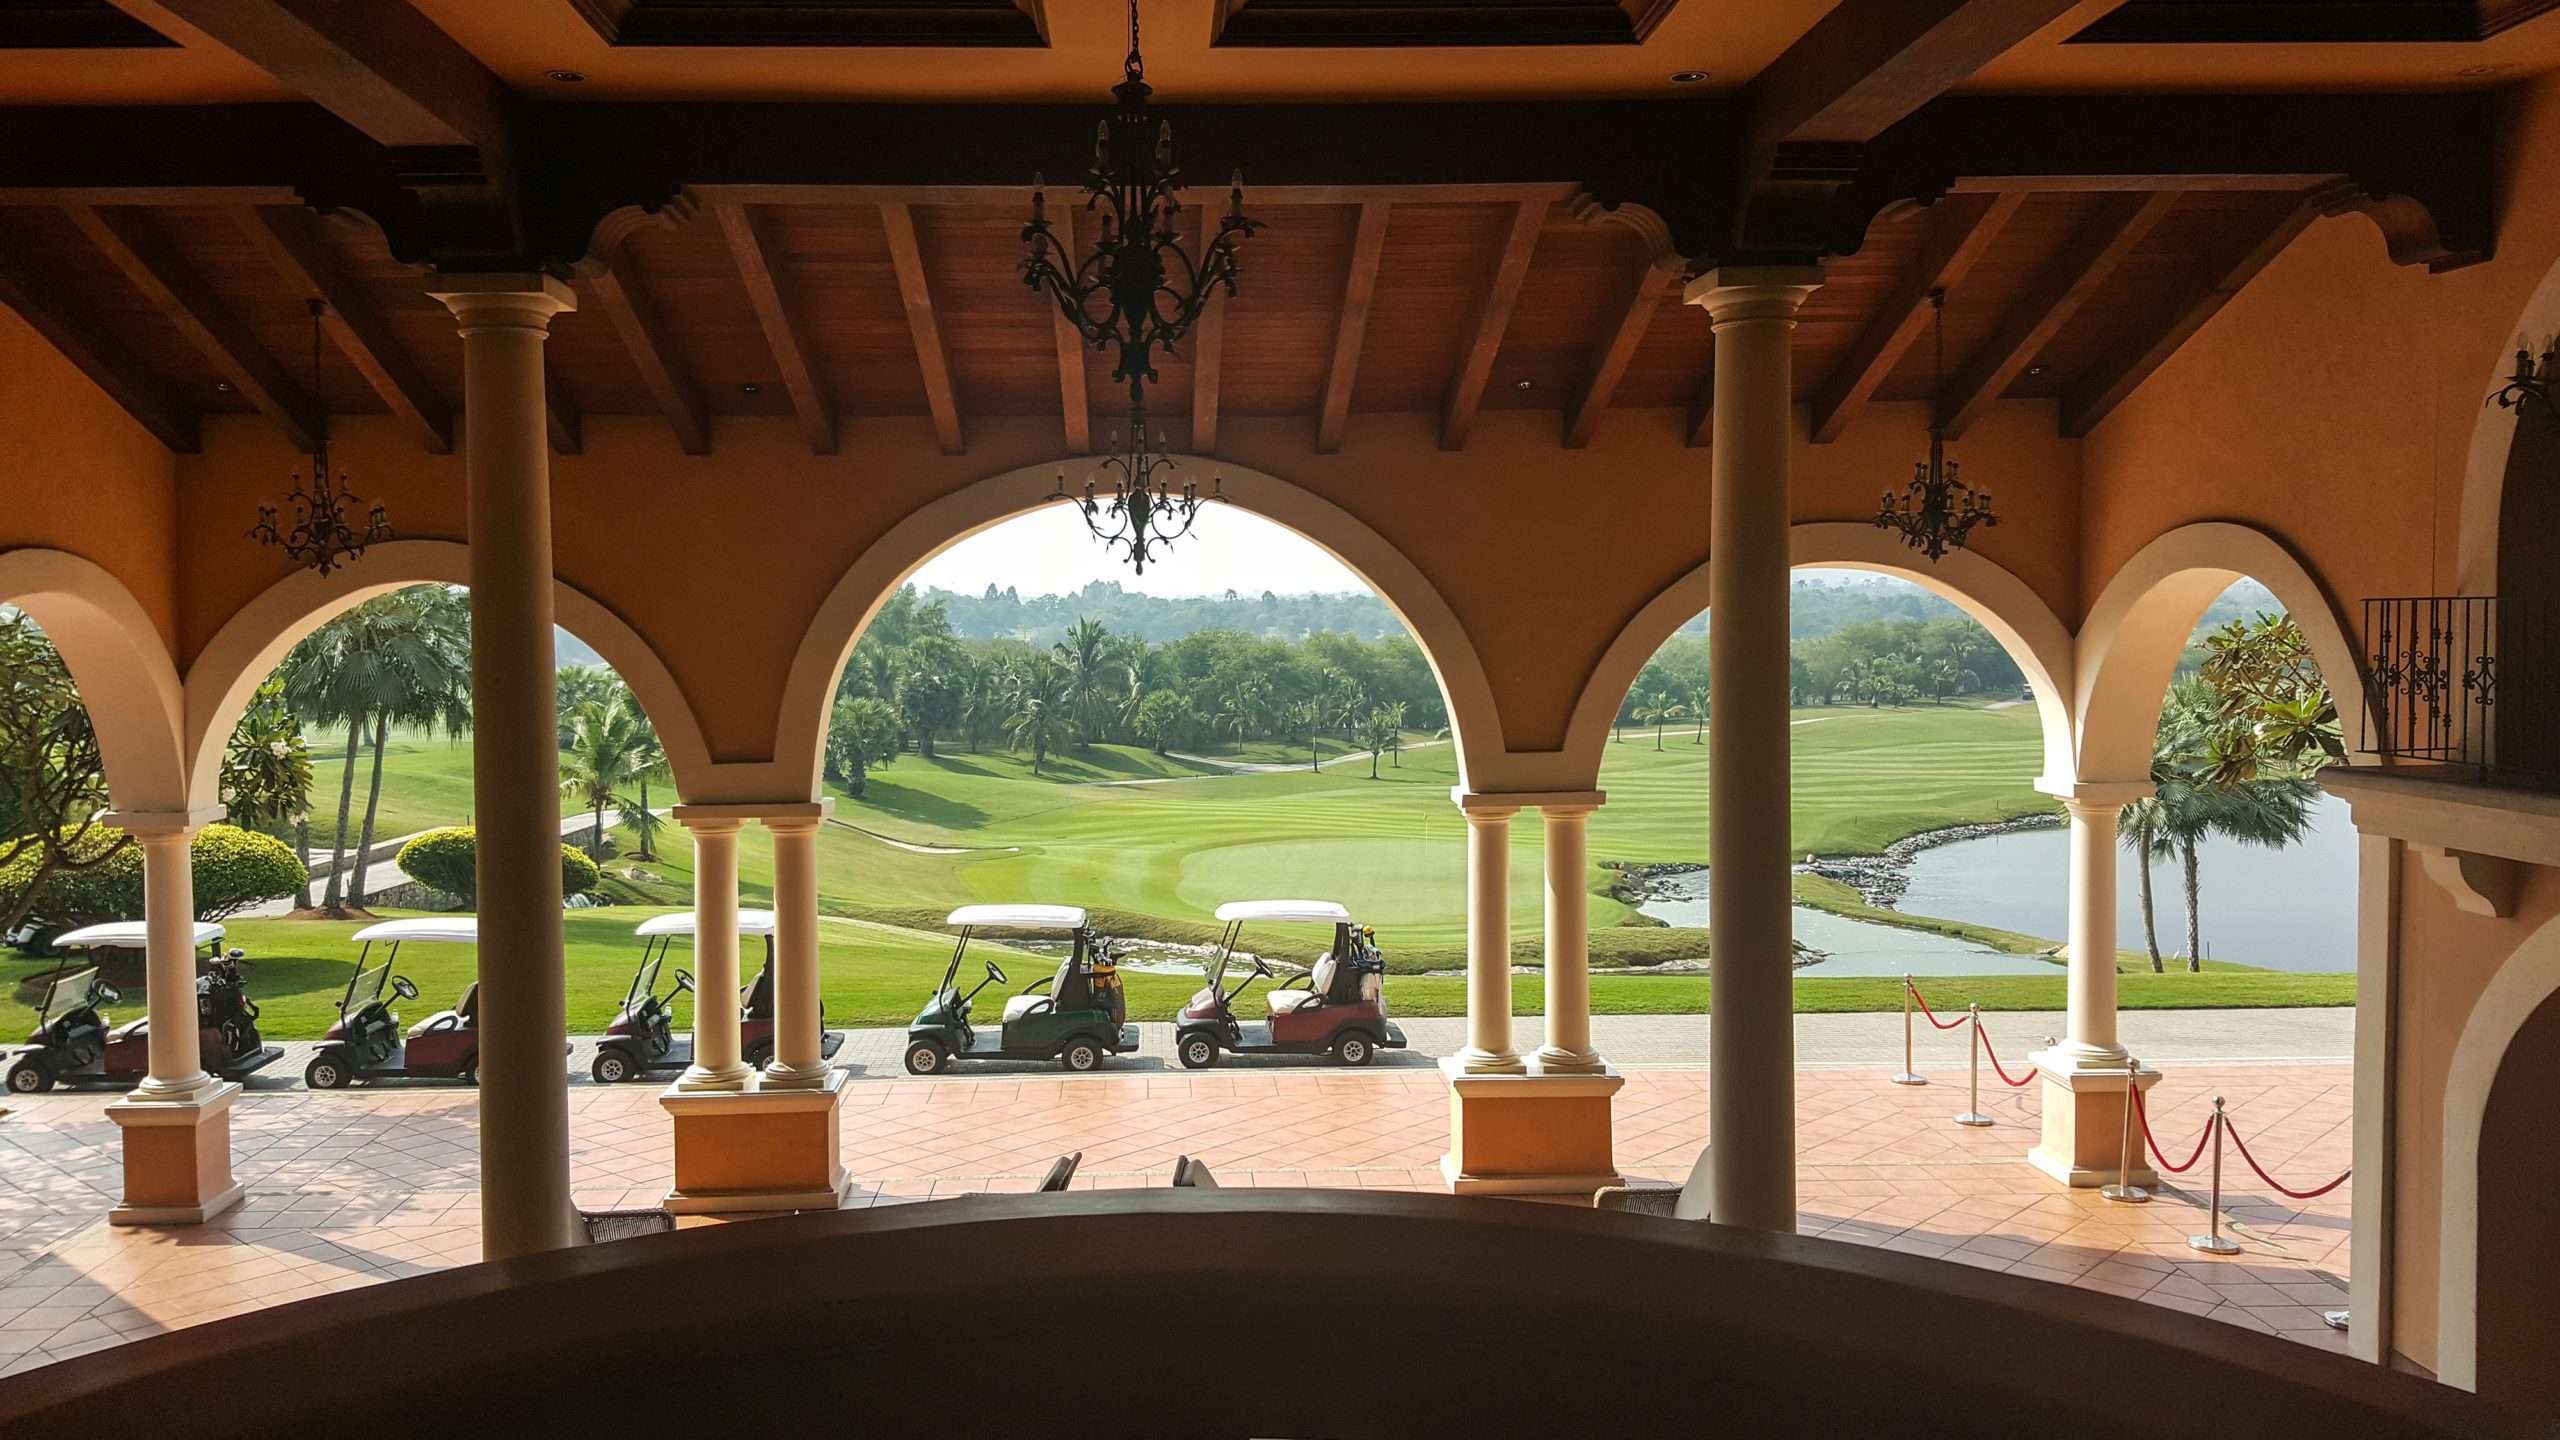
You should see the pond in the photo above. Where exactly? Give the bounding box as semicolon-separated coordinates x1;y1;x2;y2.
1898;792;2357;973
1635;871;2058;977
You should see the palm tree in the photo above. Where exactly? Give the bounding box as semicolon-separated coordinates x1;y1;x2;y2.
1004;662;1070;774
560;694;650;860
1633;687;1683;751
625;712;666;861
1381;701;1409;768
2119;680;2319;972
1356;710;1400;779
1053;617;1122;749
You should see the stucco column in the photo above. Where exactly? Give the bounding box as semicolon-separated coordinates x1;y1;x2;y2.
430;274;578;1260
130;816;215;1099
2028;778;2158;1188
2062;796;2131;1061
1688;266;1821;1234
1454;792;1525;1074
674;812;753;1091
760;807;832;1089
1536;798;1606;1073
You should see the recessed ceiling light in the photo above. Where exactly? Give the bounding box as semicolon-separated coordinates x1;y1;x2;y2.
739;382;763;395
546;69;586;83
2025;365;2045;377
214;381;235;393
1513;379;1534;390
2456;64;2509;78
1669;71;1708;84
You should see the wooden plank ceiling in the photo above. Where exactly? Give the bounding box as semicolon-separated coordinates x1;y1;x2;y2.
0;177;2325;456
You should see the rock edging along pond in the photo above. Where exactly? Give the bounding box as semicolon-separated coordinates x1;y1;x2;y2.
1798;812;2067;910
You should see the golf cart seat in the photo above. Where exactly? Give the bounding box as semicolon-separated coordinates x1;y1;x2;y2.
1004;957;1075;1023
1267;957;1337;1016
406;982;478;1039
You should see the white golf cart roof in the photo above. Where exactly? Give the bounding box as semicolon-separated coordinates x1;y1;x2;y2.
53;921;225;950
946;903;1085;931
351;917;479;944
635;909;779;939
1214;900;1352;925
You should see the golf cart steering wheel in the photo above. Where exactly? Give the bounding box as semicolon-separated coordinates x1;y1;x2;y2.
393;976;420;1001
93;980;121;1005
674;968;695;994
985;960;1008;987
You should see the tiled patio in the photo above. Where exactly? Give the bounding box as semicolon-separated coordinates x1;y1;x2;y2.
0;1058;2353;1380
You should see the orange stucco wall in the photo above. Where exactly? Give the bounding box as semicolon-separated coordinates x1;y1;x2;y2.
0;307;180;652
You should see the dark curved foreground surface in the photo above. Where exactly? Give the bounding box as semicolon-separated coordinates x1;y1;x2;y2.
0;1192;2534;1439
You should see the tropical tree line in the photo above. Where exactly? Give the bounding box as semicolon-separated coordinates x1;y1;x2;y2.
826;588;1447;787
1614;617;2030;747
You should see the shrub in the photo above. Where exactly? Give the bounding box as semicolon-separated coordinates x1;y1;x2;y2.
395;826;600;907
0;823;307;927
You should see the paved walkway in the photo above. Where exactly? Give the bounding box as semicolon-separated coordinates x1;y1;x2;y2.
0;1041;2353;1380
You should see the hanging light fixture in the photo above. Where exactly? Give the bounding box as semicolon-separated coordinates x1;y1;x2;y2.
251;299;391;575
1023;0;1255;572
1048;401;1223;576
2489;335;2555;418
1876;290;1996;563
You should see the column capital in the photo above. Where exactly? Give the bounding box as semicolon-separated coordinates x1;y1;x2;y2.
100;806;225;837
2035;777;2153;810
1453;788;1603;815
1449;787;1520;820
428;273;577;327
673;800;834;830
670;806;747;837
1683;265;1825;320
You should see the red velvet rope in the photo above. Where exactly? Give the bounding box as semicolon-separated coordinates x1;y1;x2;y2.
2223;1118;2352;1201
2131;1086;2212;1175
1905;978;1970;1030
1973;1020;2038;1088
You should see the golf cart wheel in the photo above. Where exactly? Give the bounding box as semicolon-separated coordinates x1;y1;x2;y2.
304;1054;350;1090
745;1039;773;1069
1060;1038;1104;1073
461;1057;478;1087
902;1040;947;1076
591;1050;633;1085
1333;1033;1374;1067
1177;1034;1219;1070
5;1056;51;1094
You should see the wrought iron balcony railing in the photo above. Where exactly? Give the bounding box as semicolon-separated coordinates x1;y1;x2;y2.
2361;595;2560;779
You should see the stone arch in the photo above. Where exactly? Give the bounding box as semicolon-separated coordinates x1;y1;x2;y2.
181;539;715;811
773;457;1507;795
2437;909;2560;1395
1557;523;2077;785
2455;250;2560;595
0;549;187;811
2073;522;2365;785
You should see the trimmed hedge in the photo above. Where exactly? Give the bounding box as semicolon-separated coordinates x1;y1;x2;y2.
394;826;600;907
1;823;307;926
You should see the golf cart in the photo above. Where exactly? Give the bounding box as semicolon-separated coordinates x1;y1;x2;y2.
590;910;845;1084
5;922;282;1093
304;918;483;1089
1173;900;1405;1069
903;904;1137;1075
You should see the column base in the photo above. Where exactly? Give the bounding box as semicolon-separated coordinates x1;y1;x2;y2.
660;1071;848;1214
106;1082;246;1226
2024;1049;2161;1189
1449;1047;1529;1076
1531;1045;1609;1075
1439;1058;1624;1195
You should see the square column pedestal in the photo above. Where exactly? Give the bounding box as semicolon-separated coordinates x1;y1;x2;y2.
107;1083;246;1225
1440;1059;1625;1195
2025;1052;2162;1189
659;1072;850;1214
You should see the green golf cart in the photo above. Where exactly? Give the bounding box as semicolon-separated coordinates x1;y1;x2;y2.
903;904;1138;1075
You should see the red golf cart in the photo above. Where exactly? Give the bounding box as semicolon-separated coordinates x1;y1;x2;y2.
304;918;483;1089
4;922;282;1093
1173;900;1404;1068
589;910;845;1083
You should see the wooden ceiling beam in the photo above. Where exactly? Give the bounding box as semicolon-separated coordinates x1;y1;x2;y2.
1684;377;1714;449
236;204;452;454
546;374;582;457
1190;205;1226;454
1937;190;2179;440
1042;206;1090;456
1440;198;1545;452
2060;193;2317;439
1316;200;1391;455
1563;262;1674;450
1744;0;2092;149
879;201;964;456
68;203;317;451
587;264;710;456
142;0;511;153
716;202;836;456
0;239;196;452
1810;191;2020;443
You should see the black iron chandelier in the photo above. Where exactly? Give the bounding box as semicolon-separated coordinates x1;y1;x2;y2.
2489;336;2555;418
251;299;391;576
1024;0;1255;572
1049;405;1222;577
1876;290;1997;563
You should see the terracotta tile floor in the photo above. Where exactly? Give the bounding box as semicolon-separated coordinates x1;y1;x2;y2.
0;1060;2353;1380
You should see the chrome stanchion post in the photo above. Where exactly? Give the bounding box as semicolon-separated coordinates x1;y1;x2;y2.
2100;1055;2150;1203
1954;1003;1992;1127
2187;1096;2242;1254
1892;973;1925;1086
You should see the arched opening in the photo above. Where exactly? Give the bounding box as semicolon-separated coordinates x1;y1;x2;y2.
2474;987;2560;1419
2490;403;2560;775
